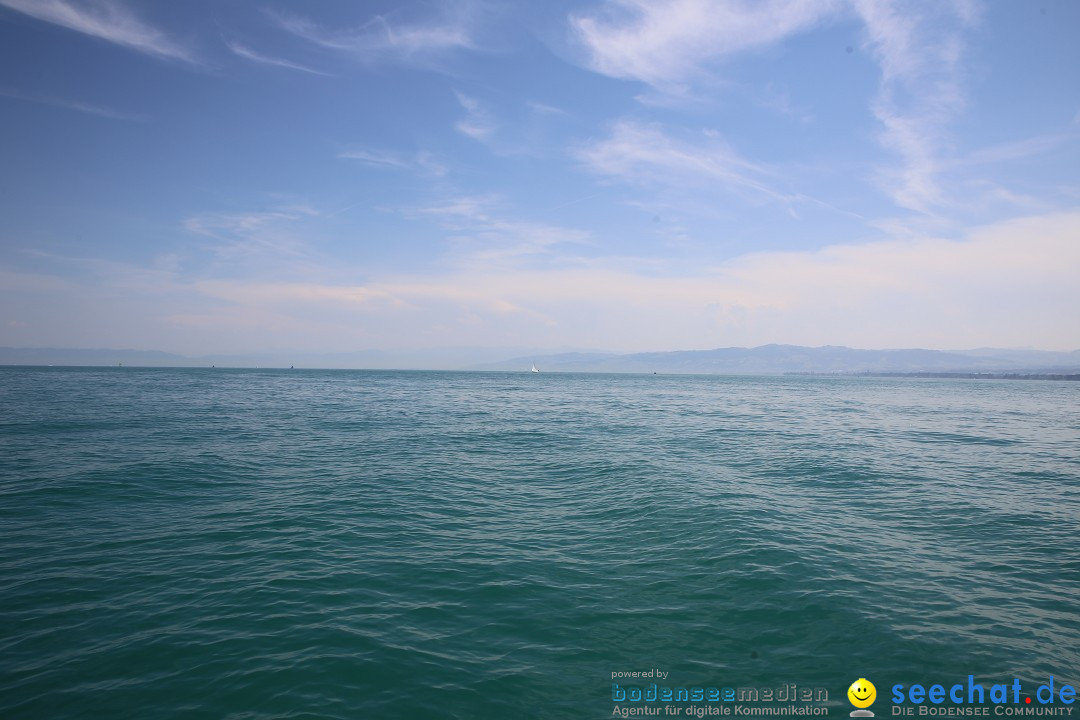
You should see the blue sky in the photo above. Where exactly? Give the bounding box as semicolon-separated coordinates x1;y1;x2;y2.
1;0;1078;358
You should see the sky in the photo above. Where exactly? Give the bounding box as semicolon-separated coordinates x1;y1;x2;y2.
1;0;1078;360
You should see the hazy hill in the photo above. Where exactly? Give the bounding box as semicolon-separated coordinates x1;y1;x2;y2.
3;344;1078;374
474;345;1080;375
0;346;548;370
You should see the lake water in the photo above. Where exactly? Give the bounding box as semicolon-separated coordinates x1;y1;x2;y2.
1;367;1078;719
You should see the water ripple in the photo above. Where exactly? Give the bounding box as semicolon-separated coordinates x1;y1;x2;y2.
1;369;1078;718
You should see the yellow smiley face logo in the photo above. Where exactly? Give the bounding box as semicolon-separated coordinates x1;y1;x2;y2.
848;678;876;708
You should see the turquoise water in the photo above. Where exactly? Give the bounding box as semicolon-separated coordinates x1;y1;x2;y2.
1;367;1078;719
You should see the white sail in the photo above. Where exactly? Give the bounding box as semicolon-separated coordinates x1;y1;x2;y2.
531;362;539;373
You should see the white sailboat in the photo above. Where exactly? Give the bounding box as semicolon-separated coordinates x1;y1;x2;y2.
530;361;539;373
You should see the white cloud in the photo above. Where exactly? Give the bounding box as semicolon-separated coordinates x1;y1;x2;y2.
958;134;1068;168
758;84;814;123
338;149;411;169
226;41;329;76
407;210;1080;350
416;195;497;223
528;101;568;117
268;5;477;66
415;196;591;269
0;87;144;120
166;210;1080;352
339;149;447;177
183;206;321;264
5;212;1079;353
568;0;987;215
578;120;786;202
184;211;299;238
454;92;496;141
570;0;838;91
853;0;977;212
0;0;195;63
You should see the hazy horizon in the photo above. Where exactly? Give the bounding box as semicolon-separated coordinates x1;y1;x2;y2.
2;1;1079;354
4;341;1080;355
4;342;1079;375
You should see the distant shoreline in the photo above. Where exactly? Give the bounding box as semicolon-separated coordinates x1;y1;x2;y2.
3;365;1079;381
4;344;1080;377
785;371;1080;381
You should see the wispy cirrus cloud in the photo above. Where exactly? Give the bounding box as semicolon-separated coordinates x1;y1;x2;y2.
183;205;321;264
570;0;839;92
569;0;988;215
578;120;786;202
528;101;568;117
454;92;496;141
0;87;144;120
954;133;1068;169
226;41;330;76
268;4;478;67
853;0;978;213
339;148;447;176
338;149;411;170
413;195;591;269
0;0;196;63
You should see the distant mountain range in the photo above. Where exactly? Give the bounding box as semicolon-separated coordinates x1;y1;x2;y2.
2;344;1079;375
472;345;1080;375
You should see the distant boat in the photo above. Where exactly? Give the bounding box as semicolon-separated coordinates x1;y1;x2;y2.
531;362;539;374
